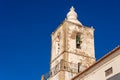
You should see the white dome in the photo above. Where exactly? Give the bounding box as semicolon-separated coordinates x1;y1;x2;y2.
66;6;82;25
67;6;77;20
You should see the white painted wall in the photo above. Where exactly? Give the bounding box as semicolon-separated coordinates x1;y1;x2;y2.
74;49;120;80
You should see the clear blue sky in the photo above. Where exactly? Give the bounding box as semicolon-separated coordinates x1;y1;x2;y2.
0;0;120;80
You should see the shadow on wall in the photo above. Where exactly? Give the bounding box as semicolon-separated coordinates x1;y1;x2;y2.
107;72;120;80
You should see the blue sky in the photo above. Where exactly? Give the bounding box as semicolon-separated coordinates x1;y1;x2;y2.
0;0;120;80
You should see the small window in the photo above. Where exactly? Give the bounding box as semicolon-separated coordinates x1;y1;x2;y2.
76;33;82;49
78;63;81;72
105;67;113;77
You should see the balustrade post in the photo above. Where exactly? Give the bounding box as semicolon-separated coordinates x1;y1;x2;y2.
41;75;45;80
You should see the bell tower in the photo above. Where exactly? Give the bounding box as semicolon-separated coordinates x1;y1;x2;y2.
43;6;96;80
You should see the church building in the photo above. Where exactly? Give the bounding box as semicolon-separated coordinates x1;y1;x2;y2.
41;6;120;80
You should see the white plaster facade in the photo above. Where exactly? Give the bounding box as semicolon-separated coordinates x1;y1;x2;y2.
72;46;120;80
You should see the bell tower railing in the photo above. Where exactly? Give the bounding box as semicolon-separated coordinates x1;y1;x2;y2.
41;59;88;80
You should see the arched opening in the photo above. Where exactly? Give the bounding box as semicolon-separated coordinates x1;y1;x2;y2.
76;33;81;49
